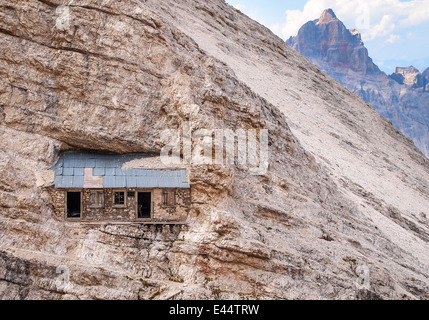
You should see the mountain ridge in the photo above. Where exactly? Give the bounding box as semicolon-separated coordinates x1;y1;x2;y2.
286;9;429;157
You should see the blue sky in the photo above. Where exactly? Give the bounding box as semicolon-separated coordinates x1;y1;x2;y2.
226;0;429;74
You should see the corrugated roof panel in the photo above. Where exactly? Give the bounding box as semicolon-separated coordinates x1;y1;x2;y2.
52;153;190;189
115;168;125;176
104;175;116;188
54;175;63;187
62;176;74;188
167;176;177;186
95;159;106;167
135;176;144;187
85;159;96;168
133;169;143;176
158;176;168;186
126;176;137;188
135;170;146;176
72;176;84;188
93;167;105;176
177;179;184;187
170;177;183;186
105;167;116;176
54;158;64;168
145;176;159;188
74;168;84;176
63;167;74;176
63;158;75;168
74;159;86;168
114;159;123;168
115;176;126;188
121;168;129;175
177;176;185;186
160;171;168;178
104;159;117;168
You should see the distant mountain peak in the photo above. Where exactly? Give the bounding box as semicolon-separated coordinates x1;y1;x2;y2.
391;66;424;88
286;9;429;157
286;9;379;74
317;8;338;24
349;29;362;40
396;66;420;74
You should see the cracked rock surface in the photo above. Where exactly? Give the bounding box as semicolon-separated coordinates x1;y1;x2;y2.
0;0;429;299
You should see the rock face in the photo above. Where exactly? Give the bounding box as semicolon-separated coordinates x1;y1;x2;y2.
391;67;423;88
287;9;380;75
1;1;429;300
287;9;429;157
420;67;429;91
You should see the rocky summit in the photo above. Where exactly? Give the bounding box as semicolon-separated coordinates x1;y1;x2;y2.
288;8;380;75
1;1;429;300
287;9;429;157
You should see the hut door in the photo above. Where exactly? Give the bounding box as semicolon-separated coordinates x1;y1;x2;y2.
66;192;81;218
137;192;151;219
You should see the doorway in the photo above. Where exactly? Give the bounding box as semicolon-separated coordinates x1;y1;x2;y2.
137;192;151;219
66;191;81;218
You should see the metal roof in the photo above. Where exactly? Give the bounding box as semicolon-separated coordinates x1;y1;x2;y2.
51;153;190;189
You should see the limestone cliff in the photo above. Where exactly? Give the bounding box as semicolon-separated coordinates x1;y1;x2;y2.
286;9;380;75
286;9;429;157
391;66;424;88
423;68;429;90
1;1;429;300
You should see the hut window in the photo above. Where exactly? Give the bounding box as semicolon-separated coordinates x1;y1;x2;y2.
90;191;104;208
113;190;126;207
162;191;176;207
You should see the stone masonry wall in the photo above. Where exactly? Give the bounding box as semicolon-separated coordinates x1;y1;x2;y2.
83;189;133;221
47;187;190;222
153;189;191;221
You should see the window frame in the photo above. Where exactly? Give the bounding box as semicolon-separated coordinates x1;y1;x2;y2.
65;189;83;220
162;190;176;207
112;189;127;208
89;190;105;208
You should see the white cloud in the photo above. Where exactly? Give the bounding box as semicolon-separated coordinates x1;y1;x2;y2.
386;34;401;44
275;0;429;42
232;3;264;25
366;15;396;41
234;4;246;11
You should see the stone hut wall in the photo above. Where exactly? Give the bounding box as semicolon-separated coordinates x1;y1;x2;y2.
47;187;191;222
83;188;134;221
